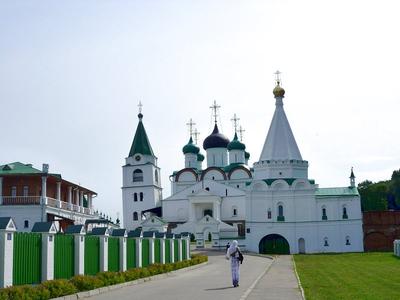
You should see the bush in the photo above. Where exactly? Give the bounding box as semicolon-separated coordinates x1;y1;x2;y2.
69;275;103;291
6;285;50;300
0;254;208;299
97;272;125;286
40;279;78;298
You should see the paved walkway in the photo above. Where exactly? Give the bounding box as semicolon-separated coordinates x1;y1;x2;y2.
90;252;302;300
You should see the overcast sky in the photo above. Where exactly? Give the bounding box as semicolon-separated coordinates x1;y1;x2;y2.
1;0;399;222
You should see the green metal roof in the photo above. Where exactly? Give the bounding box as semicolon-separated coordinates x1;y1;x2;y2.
128;115;154;157
227;133;246;151
0;217;12;230
245;151;250;159
0;162;42;175
182;137;200;154
197;153;205;161
316;187;359;197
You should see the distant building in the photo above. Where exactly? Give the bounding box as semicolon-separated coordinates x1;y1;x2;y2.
0;162;98;232
123;77;364;254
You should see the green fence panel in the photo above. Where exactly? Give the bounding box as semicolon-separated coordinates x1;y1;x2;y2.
154;239;161;263
174;239;179;262
165;239;171;263
54;234;74;279
13;232;41;285
85;236;100;275
142;239;150;267
182;239;187;260
108;237;120;272
127;238;137;269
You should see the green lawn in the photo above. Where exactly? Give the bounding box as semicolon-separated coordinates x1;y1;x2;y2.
294;252;400;300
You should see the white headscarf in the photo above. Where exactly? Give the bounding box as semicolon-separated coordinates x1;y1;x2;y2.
227;240;238;256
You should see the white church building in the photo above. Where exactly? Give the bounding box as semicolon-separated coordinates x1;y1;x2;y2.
122;80;364;254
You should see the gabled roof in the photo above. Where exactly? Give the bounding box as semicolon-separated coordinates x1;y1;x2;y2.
0;162;43;175
0;217;16;231
128;228;142;238
65;225;85;234
32;222;57;233
111;229;127;237
91;227;109;236
128;114;154;157
141;215;168;226
259;94;302;161
316;187;359;197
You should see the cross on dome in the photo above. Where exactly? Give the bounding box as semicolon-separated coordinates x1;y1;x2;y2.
193;128;200;145
274;70;282;85
186;118;196;138
238;125;245;141
231;113;240;134
210;100;221;124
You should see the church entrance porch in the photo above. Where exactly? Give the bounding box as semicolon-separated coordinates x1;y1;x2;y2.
259;234;290;254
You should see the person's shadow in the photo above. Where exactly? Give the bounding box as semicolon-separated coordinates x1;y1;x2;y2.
204;287;235;291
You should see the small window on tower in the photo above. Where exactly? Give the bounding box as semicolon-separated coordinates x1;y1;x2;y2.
155;170;159;183
267;209;272;219
133;212;138;221
24;220;29;228
140;192;144;201
133;169;143;182
134;193;138;202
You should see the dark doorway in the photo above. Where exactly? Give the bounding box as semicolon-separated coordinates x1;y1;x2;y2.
259;234;290;254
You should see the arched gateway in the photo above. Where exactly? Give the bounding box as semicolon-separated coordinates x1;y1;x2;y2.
259;234;290;254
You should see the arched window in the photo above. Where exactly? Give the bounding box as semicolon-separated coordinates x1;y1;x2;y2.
342;206;348;219
133;212;138;221
205;187;210;191
133;169;143;182
140;192;144;201
345;236;351;245
204;209;213;217
155;169;159;183
277;204;284;221
324;237;329;247
322;206;327;220
134;193;138;202
267;209;272;219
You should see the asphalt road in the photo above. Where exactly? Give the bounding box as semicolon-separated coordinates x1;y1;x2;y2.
90;251;274;300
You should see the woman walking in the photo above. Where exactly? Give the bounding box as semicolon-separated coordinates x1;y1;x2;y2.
226;240;241;287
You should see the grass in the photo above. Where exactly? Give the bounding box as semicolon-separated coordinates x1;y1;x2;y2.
294;252;400;300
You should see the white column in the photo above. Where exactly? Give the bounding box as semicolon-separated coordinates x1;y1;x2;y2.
41;233;55;282
56;182;62;208
88;194;92;213
136;238;142;268
0;177;3;205
75;189;79;207
186;237;191;260
67;186;72;209
74;234;85;275
160;238;166;264
213;201;220;221
149;238;155;265
41;176;47;204
99;236;108;272
79;191;84;213
178;238;182;262
170;238;175;263
189;203;195;222
0;230;14;288
120;237;127;271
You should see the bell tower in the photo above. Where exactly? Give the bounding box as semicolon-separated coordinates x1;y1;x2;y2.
122;103;162;231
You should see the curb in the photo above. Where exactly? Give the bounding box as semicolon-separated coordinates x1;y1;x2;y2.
292;256;306;300
51;262;208;300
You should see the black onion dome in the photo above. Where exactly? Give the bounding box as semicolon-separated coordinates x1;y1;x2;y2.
203;124;230;150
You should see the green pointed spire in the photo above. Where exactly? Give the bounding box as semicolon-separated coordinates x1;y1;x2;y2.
128;113;154;157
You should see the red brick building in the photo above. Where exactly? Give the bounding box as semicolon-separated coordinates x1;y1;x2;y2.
363;211;400;251
0;162;98;232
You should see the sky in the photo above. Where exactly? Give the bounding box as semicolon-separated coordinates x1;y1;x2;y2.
1;0;400;223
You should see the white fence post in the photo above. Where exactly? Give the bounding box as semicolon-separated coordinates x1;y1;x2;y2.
65;225;86;275
157;233;166;264
0;217;17;288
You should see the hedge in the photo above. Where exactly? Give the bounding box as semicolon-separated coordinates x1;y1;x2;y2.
0;254;207;300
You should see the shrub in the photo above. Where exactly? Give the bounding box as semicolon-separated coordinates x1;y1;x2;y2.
97;272;125;286
6;285;50;300
41;279;77;298
69;275;103;291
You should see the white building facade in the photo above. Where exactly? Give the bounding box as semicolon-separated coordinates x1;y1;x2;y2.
125;81;364;254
